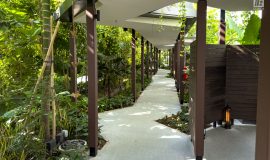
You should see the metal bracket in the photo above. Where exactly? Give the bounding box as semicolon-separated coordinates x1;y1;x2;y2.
95;10;100;21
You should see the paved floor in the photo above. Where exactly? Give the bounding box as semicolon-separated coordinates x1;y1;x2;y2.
90;69;256;160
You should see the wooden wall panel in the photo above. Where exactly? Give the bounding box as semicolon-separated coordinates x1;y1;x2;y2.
204;45;226;124
226;45;259;121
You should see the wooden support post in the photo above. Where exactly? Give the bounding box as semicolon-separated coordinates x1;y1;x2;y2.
170;49;174;76
86;0;98;156
173;46;177;80
146;41;149;79
152;46;156;75
255;1;270;160
179;31;185;104
70;6;77;102
150;43;153;76
194;0;207;159
131;29;136;102
180;51;185;104
158;50;161;69
153;47;156;74
219;9;226;45
155;48;157;74
141;36;145;91
176;40;180;92
167;50;169;68
169;49;171;72
218;9;227;126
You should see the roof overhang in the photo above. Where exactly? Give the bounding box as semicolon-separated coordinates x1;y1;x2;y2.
53;0;259;49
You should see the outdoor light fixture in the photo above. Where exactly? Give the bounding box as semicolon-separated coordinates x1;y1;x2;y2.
94;10;100;21
224;105;231;129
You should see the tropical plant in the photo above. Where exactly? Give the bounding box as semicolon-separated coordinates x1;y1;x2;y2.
241;14;261;44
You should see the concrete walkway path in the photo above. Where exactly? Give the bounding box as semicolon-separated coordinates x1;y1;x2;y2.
90;69;256;160
91;69;195;160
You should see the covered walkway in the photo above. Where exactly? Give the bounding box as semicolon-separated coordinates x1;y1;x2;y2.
92;69;195;160
91;69;256;160
53;0;270;159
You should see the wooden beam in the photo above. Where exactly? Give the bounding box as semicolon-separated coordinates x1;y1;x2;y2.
86;0;98;156
194;0;207;159
141;36;145;91
131;29;136;102
255;1;270;159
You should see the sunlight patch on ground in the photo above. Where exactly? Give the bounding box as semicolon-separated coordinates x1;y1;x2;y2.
107;112;115;116
118;124;131;127
129;111;151;116
103;119;115;122
160;135;182;139
150;125;167;130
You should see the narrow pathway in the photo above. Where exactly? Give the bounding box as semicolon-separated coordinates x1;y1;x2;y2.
91;69;194;160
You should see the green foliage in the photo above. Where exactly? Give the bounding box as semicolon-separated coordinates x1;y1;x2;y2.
98;93;134;112
157;105;190;134
55;93;89;139
242;14;261;44
0;0;42;92
0;122;46;160
206;8;219;44
166;73;174;78
0;98;47;160
97;26;131;97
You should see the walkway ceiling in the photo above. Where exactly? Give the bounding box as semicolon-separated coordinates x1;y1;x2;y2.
54;0;257;49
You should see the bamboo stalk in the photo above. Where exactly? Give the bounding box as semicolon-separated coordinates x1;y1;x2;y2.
50;16;56;139
30;20;60;105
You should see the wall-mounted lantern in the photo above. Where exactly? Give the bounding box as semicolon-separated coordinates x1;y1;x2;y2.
224;105;232;129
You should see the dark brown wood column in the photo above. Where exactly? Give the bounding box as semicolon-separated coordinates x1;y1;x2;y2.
141;36;145;91
180;53;186;104
175;40;180;92
214;9;226;127
153;47;156;74
170;49;174;76
158;50;161;69
70;9;77;102
255;1;270;159
179;31;185;104
153;47;155;74
146;41;150;78
86;0;98;156
155;48;158;74
219;9;226;44
193;0;207;159
150;43;153;76
173;43;177;80
131;29;136;102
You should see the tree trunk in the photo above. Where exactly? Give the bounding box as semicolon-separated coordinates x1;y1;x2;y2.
42;0;51;141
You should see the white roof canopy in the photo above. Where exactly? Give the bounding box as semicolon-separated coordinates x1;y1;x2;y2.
55;0;257;49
